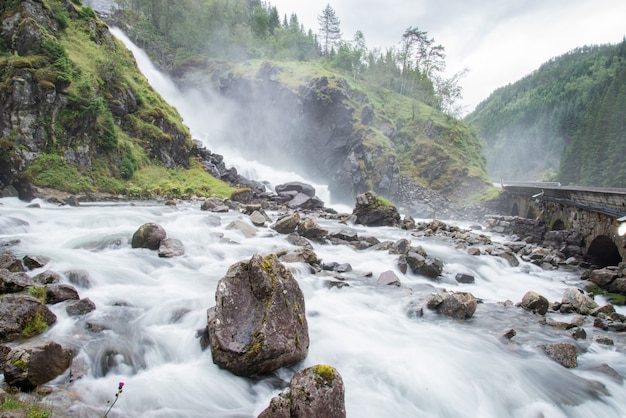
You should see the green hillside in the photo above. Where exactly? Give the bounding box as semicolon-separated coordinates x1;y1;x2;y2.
466;40;626;187
109;0;491;205
0;0;233;199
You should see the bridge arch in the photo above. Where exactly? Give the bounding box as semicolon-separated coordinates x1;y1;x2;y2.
510;203;519;217
586;235;622;268
550;219;566;231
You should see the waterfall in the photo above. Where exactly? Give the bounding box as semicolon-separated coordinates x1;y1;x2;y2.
108;28;341;210
1;29;625;418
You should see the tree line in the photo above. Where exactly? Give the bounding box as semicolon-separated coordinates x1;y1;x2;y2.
113;0;465;115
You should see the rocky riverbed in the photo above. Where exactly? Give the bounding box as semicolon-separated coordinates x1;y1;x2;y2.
0;190;625;417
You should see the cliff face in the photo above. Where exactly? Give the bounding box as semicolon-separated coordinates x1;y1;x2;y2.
0;0;192;197
178;61;488;211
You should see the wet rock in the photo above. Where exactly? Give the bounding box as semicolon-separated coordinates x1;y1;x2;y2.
376;270;401;286
131;223;167;250
275;182;316;198
455;273;475;284
226;220;257;239
22;255;50;270
286;234;310;247
397;256;408;274
406;252;443;279
3;341;72;391
45;284;79;304
467;247;481;256
561;288;598;315
519;291;549;315
286;193;324;210
571;328;586;340
493;250;519;267
591;304;615;317
427;290;478;319
0;295;56;343
0;251;24;272
329;229;359;242
352;191;400;227
66;298;96;317
207;254;309;376
298;218;328;242
608;278;626;294
32;270;63;285
0;270;34;294
594;336;614;346
200;198;224;211
271;212;301;234
158;238;185;258
542;343;578;368
502;329;516;339
389;239;411;255
322;262;352;273
250;211;268;227
258;364;346;418
279;244;320;266
231;188;254;204
588;268;619;287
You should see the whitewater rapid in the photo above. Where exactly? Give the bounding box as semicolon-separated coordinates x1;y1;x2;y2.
1;198;626;417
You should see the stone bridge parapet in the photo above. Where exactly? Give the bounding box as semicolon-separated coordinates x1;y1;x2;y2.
499;183;626;266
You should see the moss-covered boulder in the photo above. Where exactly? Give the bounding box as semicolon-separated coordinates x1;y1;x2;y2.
0;295;57;342
3;341;72;391
131;223;167;250
207;254;309;376
258;364;346;418
352;191;400;227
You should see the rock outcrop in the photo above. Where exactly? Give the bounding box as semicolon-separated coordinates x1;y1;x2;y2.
207;254;309;376
258;364;346;418
3;341;72;391
352;191;400;227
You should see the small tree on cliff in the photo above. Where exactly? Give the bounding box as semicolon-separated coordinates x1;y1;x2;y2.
318;4;342;57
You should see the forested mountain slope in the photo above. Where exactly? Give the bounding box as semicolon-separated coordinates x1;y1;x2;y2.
103;0;492;211
466;40;626;187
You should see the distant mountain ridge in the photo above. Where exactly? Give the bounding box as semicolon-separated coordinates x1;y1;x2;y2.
466;40;626;187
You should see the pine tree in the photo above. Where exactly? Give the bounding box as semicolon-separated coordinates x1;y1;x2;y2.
318;4;341;57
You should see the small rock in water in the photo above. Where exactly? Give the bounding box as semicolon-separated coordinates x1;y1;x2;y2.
376;270;401;286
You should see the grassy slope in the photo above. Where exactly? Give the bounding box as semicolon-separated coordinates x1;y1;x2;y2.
0;0;233;199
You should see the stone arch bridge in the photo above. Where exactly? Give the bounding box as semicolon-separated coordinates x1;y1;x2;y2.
499;182;626;267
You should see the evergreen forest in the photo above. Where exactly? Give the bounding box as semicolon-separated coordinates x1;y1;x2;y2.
466;40;626;188
112;0;465;115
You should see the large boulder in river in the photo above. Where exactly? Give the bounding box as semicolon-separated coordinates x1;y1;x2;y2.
207;254;309;376
276;182;316;197
561;288;598;315
271;212;301;234
519;291;550;315
352;191;400;227
0;295;57;342
131;223;167;250
427;290;478;319
258;364;346;418
3;341;72;391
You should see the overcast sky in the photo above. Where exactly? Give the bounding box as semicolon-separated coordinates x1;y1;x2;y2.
270;0;626;114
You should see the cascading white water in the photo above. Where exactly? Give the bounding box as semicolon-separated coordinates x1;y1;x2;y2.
1;29;626;418
2;197;626;417
108;28;341;210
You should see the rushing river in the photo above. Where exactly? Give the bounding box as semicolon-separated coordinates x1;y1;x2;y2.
1;198;626;417
2;26;626;417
